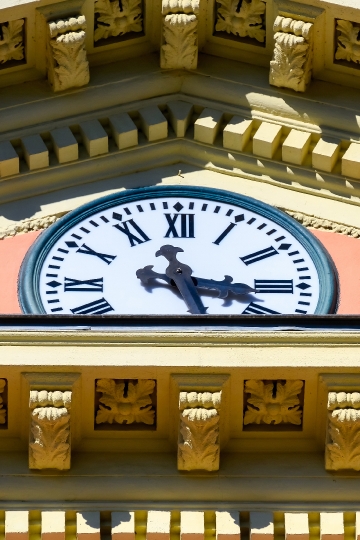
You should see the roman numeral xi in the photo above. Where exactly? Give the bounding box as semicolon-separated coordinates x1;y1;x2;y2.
113;218;150;247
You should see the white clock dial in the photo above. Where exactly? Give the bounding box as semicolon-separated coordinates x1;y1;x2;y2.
36;194;321;315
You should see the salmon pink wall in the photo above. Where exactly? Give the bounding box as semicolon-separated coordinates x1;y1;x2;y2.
0;228;359;314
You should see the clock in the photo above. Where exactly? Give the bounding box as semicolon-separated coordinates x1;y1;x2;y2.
19;185;338;315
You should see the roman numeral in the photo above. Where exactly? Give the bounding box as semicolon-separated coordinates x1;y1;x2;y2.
240;246;279;266
113;219;151;247
164;214;195;238
70;297;114;314
255;280;293;294
64;277;103;292
213;223;236;245
76;244;116;265
242;302;280;315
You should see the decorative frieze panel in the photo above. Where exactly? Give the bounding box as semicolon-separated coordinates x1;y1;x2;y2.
178;391;221;471
161;0;199;69
94;0;143;44
95;379;156;428
215;0;265;45
47;16;89;92
0;19;24;67
243;380;303;429
326;391;360;471
335;20;360;66
29;390;72;470
0;379;7;426
269;16;313;92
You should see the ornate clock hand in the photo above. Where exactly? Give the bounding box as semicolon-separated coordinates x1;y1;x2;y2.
155;245;207;315
194;276;256;298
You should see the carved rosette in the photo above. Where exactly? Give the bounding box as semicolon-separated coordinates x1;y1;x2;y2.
95;379;156;426
269;16;313;93
326;391;360;471
94;0;142;42
244;380;303;426
335;20;360;65
178;391;221;471
29;390;72;470
47;16;90;92
161;0;199;70
215;0;265;43
0;19;24;66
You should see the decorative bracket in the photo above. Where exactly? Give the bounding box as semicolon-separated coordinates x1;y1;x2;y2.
171;374;229;472
161;0;199;70
23;373;80;470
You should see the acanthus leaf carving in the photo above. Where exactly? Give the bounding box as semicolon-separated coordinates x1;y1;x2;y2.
0;379;6;425
161;14;198;70
244;379;303;426
95;378;156;426
326;391;360;471
29;407;71;470
0;19;24;65
47;16;90;92
335;20;360;65
177;390;221;471
94;0;142;42
215;0;265;43
269;16;313;93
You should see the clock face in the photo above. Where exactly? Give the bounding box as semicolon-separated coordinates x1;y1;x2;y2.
19;186;338;315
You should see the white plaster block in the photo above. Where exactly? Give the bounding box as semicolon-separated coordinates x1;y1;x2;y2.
167;100;193;137
249;512;274;540
42;511;66;540
355;512;360;540
147;511;171;540
109;113;138;150
342;142;360;179
284;513;309;540
5;511;29;540
282;130;312;165
194;108;223;144
180;511;204;540
79;120;108;157
253;122;282;159
312;138;340;172
111;512;135;540
216;511;240;540
0;141;19;177
77;512;101;540
21;134;49;170
138;106;168;142
320;513;344;540
50;127;78;164
223;116;253;152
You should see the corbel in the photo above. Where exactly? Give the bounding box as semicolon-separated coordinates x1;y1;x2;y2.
23;373;80;470
37;0;89;92
171;374;229;471
161;0;199;70
270;1;323;92
320;375;360;472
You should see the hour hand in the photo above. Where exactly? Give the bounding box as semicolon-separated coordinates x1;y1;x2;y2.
136;265;172;285
194;275;256;299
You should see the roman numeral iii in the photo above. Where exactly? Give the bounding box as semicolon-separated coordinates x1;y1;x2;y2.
164;214;195;238
255;280;293;294
70;297;114;314
240;246;279;265
113;218;151;247
64;277;103;292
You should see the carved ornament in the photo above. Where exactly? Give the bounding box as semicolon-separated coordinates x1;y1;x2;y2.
94;0;142;42
335;20;360;65
215;0;265;43
0;19;24;65
0;379;6;425
161;0;198;69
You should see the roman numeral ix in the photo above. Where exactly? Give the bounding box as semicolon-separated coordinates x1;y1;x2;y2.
164;214;195;238
240;246;279;266
70;297;114;315
113;218;151;247
64;277;103;292
255;280;293;294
